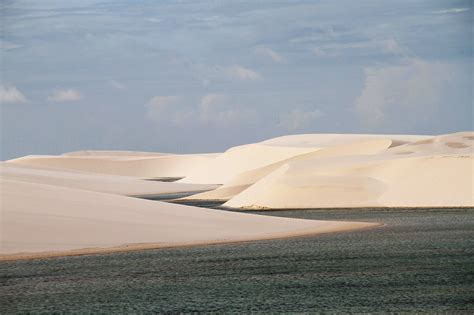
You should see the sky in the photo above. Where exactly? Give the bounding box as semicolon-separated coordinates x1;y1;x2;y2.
0;0;472;159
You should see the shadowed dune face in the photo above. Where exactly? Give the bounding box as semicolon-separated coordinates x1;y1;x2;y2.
446;142;469;149
410;138;435;145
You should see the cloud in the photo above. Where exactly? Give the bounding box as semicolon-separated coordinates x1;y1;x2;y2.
432;8;469;14
145;95;180;120
255;46;284;63
196;93;255;125
381;39;405;55
48;89;82;102
226;66;262;81
109;80;126;90
312;47;328;57
312;38;407;57
279;109;324;131
0;85;27;104
0;40;22;51
199;93;227;114
355;58;452;128
146;93;256;127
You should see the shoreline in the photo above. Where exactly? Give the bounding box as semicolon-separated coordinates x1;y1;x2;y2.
171;202;474;211
0;222;383;262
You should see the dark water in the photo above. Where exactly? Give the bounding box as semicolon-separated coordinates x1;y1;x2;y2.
1;208;473;313
143;177;183;182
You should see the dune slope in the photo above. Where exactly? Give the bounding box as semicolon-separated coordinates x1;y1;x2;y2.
224;132;474;209
7;153;217;179
0;178;378;260
0;163;217;197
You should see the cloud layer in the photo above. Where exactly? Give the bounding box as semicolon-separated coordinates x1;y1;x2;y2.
48;89;82;102
0;1;471;159
146;93;257;128
0;85;27;104
355;59;452;129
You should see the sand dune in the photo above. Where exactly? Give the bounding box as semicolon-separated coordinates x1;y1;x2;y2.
179;144;319;184
62;150;172;157
184;138;406;201
224;132;474;209
7;153;217;179
259;133;429;148
0;163;217;197
2;131;470;260
0;178;378;260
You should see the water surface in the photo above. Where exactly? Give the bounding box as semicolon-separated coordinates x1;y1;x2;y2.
1;208;473;313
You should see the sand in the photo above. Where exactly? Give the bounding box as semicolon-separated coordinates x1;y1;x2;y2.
184;137;406;201
223;132;474;209
2;132;471;260
0;178;378;260
7;153;218;179
0;163;217;197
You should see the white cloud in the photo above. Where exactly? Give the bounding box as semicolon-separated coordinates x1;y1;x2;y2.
432;8;469;14
226;65;262;81
312;47;328;57
313;38;406;57
355;58;452;127
145;95;180;120
382;38;404;55
109;80;126;89
48;89;82;102
0;85;27;104
199;93;226;113
255;46;284;63
146;93;256;127
279;109;324;131
196;93;254;125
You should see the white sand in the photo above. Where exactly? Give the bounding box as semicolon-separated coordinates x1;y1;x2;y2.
0;178;378;260
2;131;470;260
185;137;403;201
179;144;319;184
0;163;217;197
7;153;217;179
223;132;474;209
62;150;172;157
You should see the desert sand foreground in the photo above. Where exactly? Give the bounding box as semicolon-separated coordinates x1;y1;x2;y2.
0;177;378;260
1;131;472;260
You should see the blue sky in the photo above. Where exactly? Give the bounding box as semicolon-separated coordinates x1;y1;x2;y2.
1;0;472;159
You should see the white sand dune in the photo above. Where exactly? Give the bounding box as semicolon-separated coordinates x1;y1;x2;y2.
224;132;474;209
178;144;319;184
259;133;429;148
0;163;217;197
184;137;407;201
180;134;431;185
2;131;470;260
7;153;217;179
0;178;378;260
62;150;172;157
